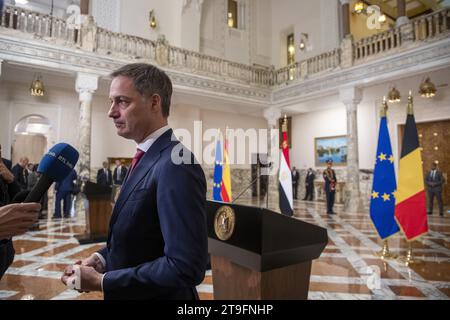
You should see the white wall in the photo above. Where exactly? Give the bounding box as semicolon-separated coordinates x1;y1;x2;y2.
291;105;347;170
170;103;268;168
119;0;184;45
270;0;335;68
200;0;271;65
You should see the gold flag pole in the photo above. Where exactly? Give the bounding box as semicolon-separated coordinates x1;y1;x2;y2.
374;98;397;260
397;91;424;267
376;239;397;260
398;241;423;266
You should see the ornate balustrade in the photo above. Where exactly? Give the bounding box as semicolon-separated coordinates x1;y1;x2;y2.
1;5;449;87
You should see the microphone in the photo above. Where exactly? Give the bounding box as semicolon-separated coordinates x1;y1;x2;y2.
12;190;30;203
23;143;79;203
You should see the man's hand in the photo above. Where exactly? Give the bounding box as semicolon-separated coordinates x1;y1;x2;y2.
61;263;103;292
0;203;40;240
80;253;105;273
61;253;105;291
0;161;15;184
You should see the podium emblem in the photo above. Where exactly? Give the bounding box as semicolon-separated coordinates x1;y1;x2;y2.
214;206;236;241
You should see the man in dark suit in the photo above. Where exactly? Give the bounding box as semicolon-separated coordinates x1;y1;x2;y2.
11;157;29;191
425;163;444;216
54;169;77;219
291;166;299;199
61;63;208;300
113;159;127;185
323;160;337;215
1;144;40;280
303;168;315;201
96;162;112;186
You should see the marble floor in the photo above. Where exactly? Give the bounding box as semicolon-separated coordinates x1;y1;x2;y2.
0;199;449;300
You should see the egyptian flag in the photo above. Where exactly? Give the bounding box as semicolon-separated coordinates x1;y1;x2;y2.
395;104;428;241
221;130;232;202
279;130;293;216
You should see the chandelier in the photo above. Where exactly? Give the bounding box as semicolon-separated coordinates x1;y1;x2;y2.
30;74;45;97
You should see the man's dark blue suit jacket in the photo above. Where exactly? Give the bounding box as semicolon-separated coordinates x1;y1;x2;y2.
98;129;208;300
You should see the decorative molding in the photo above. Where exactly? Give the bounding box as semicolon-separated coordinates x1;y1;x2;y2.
263;107;282;128
339;86;363;106
0;35;269;105
1;28;450;115
76;73;98;102
273;38;450;106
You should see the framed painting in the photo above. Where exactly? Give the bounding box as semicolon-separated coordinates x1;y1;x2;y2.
314;135;348;166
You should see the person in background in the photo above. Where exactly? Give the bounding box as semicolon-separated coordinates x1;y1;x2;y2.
303;168;315;201
27;163;38;191
1;144;41;280
291;166;299;200
0;0;4;26
425;162;444;217
54;169;77;219
96;161;112;186
323;160;337;215
12;157;29;191
113;159;128;185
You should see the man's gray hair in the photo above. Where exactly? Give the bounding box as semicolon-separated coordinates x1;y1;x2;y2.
110;63;173;117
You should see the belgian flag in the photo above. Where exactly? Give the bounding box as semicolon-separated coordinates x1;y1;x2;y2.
394;93;428;241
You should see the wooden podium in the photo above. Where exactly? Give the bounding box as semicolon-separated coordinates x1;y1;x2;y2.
207;201;328;300
75;181;113;244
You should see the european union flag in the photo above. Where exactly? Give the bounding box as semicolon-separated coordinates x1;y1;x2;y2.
213;137;223;201
370;116;400;240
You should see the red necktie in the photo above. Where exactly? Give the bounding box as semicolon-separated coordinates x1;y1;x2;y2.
129;149;145;176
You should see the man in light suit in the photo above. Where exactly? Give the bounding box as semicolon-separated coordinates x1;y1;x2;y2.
61;63;208;300
425;163;445;216
96;162;112;186
113;159;127;185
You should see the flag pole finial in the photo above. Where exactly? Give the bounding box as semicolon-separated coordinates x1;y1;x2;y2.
282;115;288;132
407;90;414;115
380;96;388;118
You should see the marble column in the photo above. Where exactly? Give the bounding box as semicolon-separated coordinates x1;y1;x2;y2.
264;107;282;211
340;87;363;213
75;73;98;182
340;0;351;38
396;0;409;27
0;59;3;77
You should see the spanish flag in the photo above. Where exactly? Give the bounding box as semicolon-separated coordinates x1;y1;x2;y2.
221;129;232;202
394;93;428;241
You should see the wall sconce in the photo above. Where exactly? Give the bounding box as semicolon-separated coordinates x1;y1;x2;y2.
419;77;437;98
387;86;400;103
30;74;45;97
227;12;234;28
378;14;387;24
149;10;157;29
299;33;308;51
